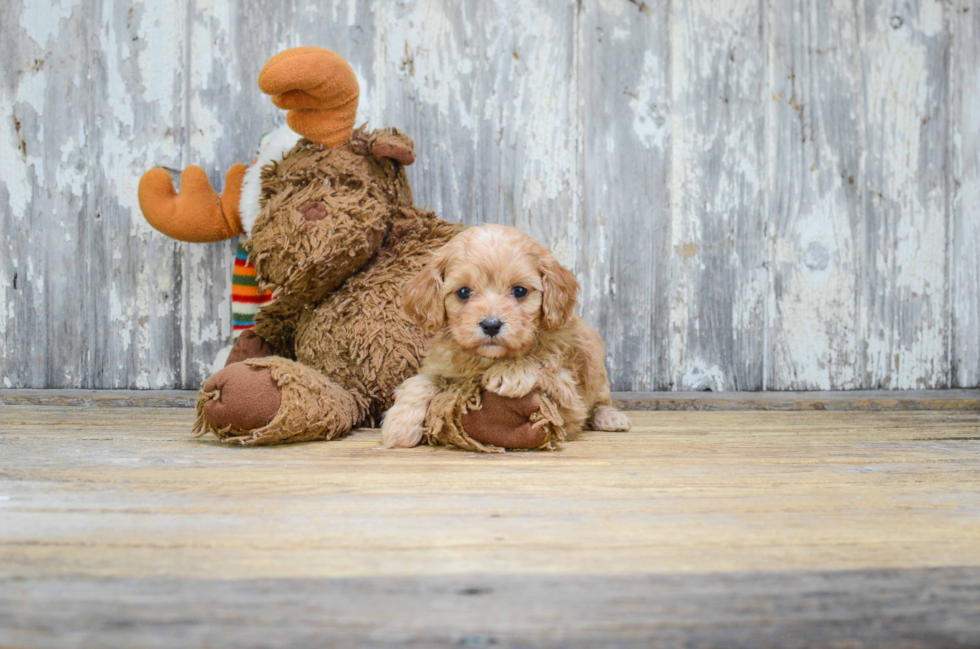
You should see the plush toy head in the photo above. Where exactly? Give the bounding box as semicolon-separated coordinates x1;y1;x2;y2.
246;127;419;304
137;47;416;245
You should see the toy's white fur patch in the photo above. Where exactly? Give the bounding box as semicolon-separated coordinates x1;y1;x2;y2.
239;123;301;235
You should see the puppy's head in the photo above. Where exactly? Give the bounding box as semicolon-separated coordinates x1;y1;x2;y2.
404;224;579;358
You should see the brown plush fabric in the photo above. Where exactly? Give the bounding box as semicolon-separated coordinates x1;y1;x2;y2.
195;357;367;446
369;128;417;166
300;201;327;221
245;129;415;306
423;381;565;453
138;164;247;243
134;48;541;450
251;299;302;359
190;129;544;448
257;47;359;148
291;208;464;419
192;128;470;446
224;330;274;367
461;391;546;450
199;362;282;432
370;143;414;166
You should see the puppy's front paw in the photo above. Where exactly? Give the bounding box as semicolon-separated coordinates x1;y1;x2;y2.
381;375;438;448
381;411;425;448
590;405;632;432
483;367;538;398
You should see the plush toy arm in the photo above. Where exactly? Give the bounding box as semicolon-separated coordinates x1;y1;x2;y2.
251;298;304;358
138;164;248;243
461;391;547;449
422;381;563;452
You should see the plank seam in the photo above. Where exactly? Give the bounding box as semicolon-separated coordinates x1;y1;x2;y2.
2;389;977;411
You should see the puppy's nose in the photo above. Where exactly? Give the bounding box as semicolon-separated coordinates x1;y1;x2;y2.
480;317;503;337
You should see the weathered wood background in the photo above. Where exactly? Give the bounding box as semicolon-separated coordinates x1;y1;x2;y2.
1;0;977;391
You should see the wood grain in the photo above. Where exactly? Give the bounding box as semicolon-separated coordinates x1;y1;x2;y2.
862;1;950;389
1;0;192;389
380;0;579;245
3;569;978;648
768;0;864;390
1;0;978;391
578;0;670;391
1;404;978;646
951;1;980;388
2;406;979;579
612;388;980;411
668;0;768;391
4;388;979;411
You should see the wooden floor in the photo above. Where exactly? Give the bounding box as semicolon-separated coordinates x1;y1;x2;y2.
1;401;979;647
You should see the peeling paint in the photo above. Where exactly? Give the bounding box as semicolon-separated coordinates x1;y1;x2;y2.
862;0;949;389
681;358;726;392
630;49;668;151
0;97;32;219
19;0;80;48
1;0;977;390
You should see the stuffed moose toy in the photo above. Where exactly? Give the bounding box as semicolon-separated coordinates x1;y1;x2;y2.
137;47;550;451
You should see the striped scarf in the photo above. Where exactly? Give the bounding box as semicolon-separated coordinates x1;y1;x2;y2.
232;241;274;340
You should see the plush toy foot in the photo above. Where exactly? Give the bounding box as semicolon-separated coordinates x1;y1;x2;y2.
194;356;367;446
462;392;546;450
423;382;566;453
200;362;282;431
225;330;274;366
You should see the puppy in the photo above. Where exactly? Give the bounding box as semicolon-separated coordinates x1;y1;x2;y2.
381;224;631;449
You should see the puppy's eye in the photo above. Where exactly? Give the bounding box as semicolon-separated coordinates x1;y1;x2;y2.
512;286;528;299
455;287;472;301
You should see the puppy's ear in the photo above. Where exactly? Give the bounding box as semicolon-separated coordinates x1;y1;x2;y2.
539;253;579;330
403;247;448;334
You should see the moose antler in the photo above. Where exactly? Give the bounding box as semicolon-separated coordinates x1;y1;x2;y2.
258;46;359;148
137;47;359;242
138;165;247;243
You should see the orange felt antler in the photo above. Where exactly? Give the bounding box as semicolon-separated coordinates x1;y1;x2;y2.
258;47;359;148
138;164;248;243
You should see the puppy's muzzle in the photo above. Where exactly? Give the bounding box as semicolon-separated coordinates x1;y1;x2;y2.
480;317;503;337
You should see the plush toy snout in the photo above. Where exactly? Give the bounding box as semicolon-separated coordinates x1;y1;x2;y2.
301;201;328;221
246;147;391;304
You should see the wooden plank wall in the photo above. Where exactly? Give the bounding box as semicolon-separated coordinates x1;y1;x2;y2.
1;0;977;391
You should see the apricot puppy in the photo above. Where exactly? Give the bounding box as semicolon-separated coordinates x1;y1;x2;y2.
382;224;631;450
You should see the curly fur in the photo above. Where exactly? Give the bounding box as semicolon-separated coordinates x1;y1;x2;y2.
381;224;631;451
192;127;464;443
